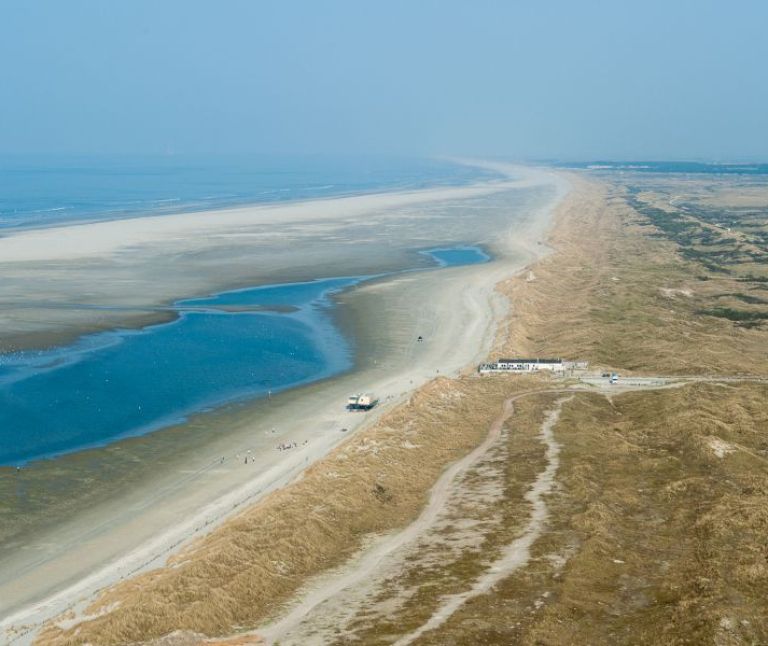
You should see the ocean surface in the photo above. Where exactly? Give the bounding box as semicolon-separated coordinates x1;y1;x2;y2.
0;154;501;230
0;247;489;465
557;161;768;174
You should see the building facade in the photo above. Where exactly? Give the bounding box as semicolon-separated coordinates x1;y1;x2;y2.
478;358;565;373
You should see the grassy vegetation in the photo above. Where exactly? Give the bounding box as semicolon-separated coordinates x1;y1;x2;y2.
732;292;768;305
697;307;768;323
625;191;768;279
737;275;768;283
495;179;768;374
36;376;544;645
628;186;768;330
336;393;555;645
419;384;768;645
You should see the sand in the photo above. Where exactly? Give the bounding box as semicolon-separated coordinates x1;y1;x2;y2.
0;175;530;263
0;163;568;644
0;165;548;352
258;392;568;645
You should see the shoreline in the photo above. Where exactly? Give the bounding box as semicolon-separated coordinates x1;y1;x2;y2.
0;171;536;355
0;166;569;643
1;275;362;467
0;156;503;236
0;177;520;263
0;181;503;237
2;245;489;467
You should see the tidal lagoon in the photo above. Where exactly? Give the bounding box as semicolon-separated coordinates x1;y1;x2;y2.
0;247;489;465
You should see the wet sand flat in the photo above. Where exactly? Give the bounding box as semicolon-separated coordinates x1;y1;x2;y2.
0;167;546;352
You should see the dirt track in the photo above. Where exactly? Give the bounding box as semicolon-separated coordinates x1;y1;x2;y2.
257;374;767;644
255;387;590;644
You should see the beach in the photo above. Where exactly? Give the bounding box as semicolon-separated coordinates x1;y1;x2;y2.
3;1;764;642
0;169;530;352
0;162;567;643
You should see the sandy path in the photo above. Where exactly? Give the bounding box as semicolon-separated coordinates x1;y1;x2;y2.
259;375;766;644
392;395;571;645
257;390;572;644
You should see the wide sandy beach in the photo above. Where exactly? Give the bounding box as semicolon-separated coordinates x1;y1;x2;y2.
0;163;568;644
0;165;539;352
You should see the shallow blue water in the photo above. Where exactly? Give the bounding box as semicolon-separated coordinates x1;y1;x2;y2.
0;155;501;230
420;246;491;267
556;161;768;175
0;278;360;465
0;247;489;465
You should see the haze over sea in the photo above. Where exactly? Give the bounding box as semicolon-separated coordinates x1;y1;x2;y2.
0;154;500;230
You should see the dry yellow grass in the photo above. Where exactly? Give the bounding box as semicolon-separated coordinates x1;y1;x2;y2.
321;391;558;645
496;176;768;374
399;176;768;644
36;376;546;645
147;632;263;646
417;382;768;645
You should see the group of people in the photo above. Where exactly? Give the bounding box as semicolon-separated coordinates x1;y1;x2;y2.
277;439;308;451
230;437;310;462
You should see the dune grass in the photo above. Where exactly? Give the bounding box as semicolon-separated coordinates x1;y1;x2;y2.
37;376;545;645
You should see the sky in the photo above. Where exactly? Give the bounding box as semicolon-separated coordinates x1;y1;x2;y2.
1;0;766;160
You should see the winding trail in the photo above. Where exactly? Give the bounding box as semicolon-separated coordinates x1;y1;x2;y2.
257;389;572;644
393;396;571;645
257;375;767;644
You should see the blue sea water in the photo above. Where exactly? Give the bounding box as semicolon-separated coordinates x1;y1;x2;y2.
0;248;490;465
420;246;491;267
556;160;768;175
0;154;501;230
0;154;499;464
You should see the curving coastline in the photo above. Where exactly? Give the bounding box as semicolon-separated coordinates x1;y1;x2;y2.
0;164;568;644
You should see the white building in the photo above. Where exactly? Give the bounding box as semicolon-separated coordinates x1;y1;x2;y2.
478;358;565;374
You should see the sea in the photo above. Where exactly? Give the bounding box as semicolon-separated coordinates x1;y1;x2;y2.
0;155;499;464
0;154;500;230
555;160;768;175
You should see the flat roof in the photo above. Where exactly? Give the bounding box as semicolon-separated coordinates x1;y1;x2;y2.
497;358;563;364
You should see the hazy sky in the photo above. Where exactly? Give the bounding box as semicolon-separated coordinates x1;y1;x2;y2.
2;0;766;160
